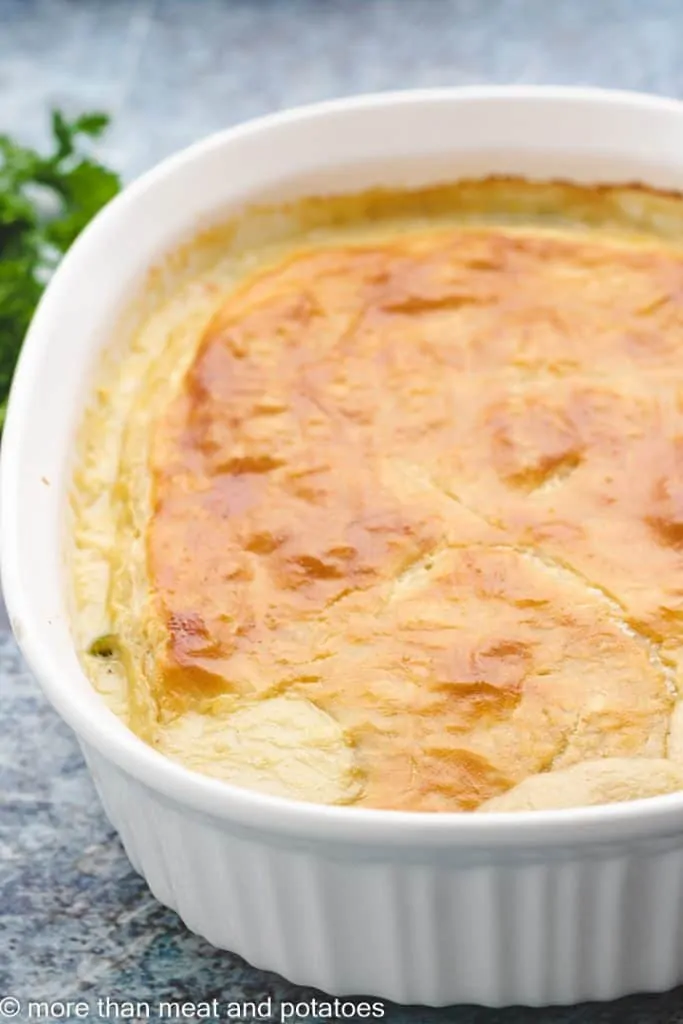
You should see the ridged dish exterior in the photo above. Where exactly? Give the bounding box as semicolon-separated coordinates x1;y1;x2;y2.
81;740;683;1007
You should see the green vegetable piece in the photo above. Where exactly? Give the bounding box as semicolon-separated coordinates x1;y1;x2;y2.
88;634;119;658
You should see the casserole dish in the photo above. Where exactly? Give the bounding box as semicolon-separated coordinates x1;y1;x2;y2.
6;86;683;1006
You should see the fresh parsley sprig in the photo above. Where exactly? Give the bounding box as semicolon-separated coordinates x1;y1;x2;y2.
0;109;120;426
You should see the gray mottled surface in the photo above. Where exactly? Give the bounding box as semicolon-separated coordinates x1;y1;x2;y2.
5;0;683;1020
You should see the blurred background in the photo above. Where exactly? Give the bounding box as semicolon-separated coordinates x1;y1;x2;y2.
5;2;683;1022
4;0;683;182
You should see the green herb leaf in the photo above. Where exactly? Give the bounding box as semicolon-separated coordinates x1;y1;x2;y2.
50;109;75;161
0;109;120;428
72;112;111;138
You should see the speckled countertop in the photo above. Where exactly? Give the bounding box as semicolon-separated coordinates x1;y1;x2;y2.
5;1;683;1021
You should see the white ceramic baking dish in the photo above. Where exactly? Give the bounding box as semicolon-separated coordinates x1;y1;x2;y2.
6;86;683;1008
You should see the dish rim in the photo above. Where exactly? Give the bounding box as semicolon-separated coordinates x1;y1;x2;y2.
6;83;683;848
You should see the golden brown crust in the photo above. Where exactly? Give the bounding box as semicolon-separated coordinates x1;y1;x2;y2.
142;221;683;811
